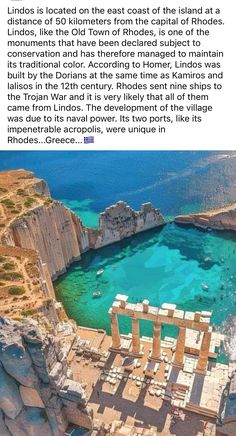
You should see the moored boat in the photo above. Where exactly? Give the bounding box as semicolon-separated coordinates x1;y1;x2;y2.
93;291;102;298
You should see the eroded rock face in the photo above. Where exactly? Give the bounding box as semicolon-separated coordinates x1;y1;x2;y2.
175;204;236;231
0;366;23;419
0;344;38;388
6;202;87;280
0;318;89;435
5;407;53;436
0;410;12;436
89;201;164;249
0;319;38;388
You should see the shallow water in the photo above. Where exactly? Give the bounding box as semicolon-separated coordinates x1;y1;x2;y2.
56;224;236;338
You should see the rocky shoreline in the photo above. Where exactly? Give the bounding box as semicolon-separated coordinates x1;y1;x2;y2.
175;204;236;231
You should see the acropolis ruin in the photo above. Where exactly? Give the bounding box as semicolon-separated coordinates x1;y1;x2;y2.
109;295;213;374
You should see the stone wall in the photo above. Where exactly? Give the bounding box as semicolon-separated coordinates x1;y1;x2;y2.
0;317;93;436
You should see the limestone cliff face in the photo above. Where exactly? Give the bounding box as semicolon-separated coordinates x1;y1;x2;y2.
2;197;164;279
2;202;90;280
0;170;164;280
175;204;236;231
0;317;92;436
88;201;164;249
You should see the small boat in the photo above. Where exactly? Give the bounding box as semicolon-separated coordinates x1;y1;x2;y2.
204;257;212;263
201;283;209;291
93;291;102;298
96;269;104;277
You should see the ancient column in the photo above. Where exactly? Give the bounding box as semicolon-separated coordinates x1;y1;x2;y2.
110;313;121;349
196;331;211;374
151;320;161;360
174;326;186;367
132;318;140;354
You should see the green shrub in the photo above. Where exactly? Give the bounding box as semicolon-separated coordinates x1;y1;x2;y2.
1;199;15;208
0;271;23;281
21;309;36;317
44;199;53;206
2;262;15;271
16;189;26;196
0;187;7;194
24;197;35;208
9;286;25;296
0;256;6;263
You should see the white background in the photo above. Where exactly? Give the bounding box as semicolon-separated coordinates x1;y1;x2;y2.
0;0;235;150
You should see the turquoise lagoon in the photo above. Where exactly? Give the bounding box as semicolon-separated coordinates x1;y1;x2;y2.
56;223;236;339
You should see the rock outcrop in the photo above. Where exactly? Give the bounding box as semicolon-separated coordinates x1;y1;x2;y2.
0;365;23;420
175;204;236;231
88;201;164;250
0;318;93;436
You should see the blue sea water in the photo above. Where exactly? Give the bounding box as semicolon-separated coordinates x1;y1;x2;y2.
1;150;234;222
1;151;236;338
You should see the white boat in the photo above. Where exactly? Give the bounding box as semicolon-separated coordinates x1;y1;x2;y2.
93;291;102;298
96;269;104;277
201;283;209;291
204;257;212;263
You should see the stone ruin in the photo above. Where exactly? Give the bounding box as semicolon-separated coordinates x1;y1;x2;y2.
109;295;212;374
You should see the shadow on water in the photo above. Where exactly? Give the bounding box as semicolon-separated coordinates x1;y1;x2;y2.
59;225;166;276
58;222;236;278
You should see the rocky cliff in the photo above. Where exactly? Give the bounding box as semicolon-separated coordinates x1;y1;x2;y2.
3;202;90;280
1;171;164;279
2;200;164;280
175;204;236;231
0;317;92;436
88;201;164;249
